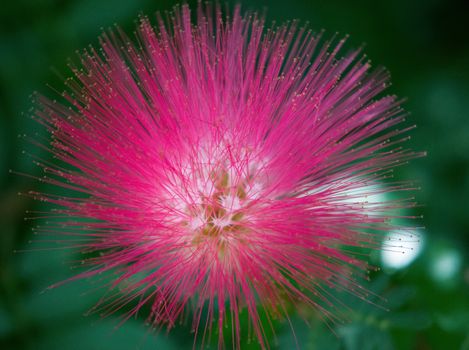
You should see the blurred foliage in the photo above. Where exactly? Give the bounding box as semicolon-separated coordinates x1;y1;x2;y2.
1;0;469;349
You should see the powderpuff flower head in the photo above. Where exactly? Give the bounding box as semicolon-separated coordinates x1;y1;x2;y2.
28;3;421;349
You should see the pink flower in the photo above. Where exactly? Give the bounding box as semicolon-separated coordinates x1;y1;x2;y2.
31;3;420;349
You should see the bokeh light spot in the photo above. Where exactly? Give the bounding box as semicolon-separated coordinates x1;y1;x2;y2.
381;230;424;270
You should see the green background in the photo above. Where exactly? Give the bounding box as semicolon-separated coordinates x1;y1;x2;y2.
1;0;468;349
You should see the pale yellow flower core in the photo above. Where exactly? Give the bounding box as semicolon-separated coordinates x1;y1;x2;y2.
188;170;248;246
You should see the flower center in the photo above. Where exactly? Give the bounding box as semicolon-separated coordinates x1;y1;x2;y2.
188;170;248;246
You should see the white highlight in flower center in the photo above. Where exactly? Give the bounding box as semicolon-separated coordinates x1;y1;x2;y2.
220;194;241;212
188;214;206;230
212;216;233;229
